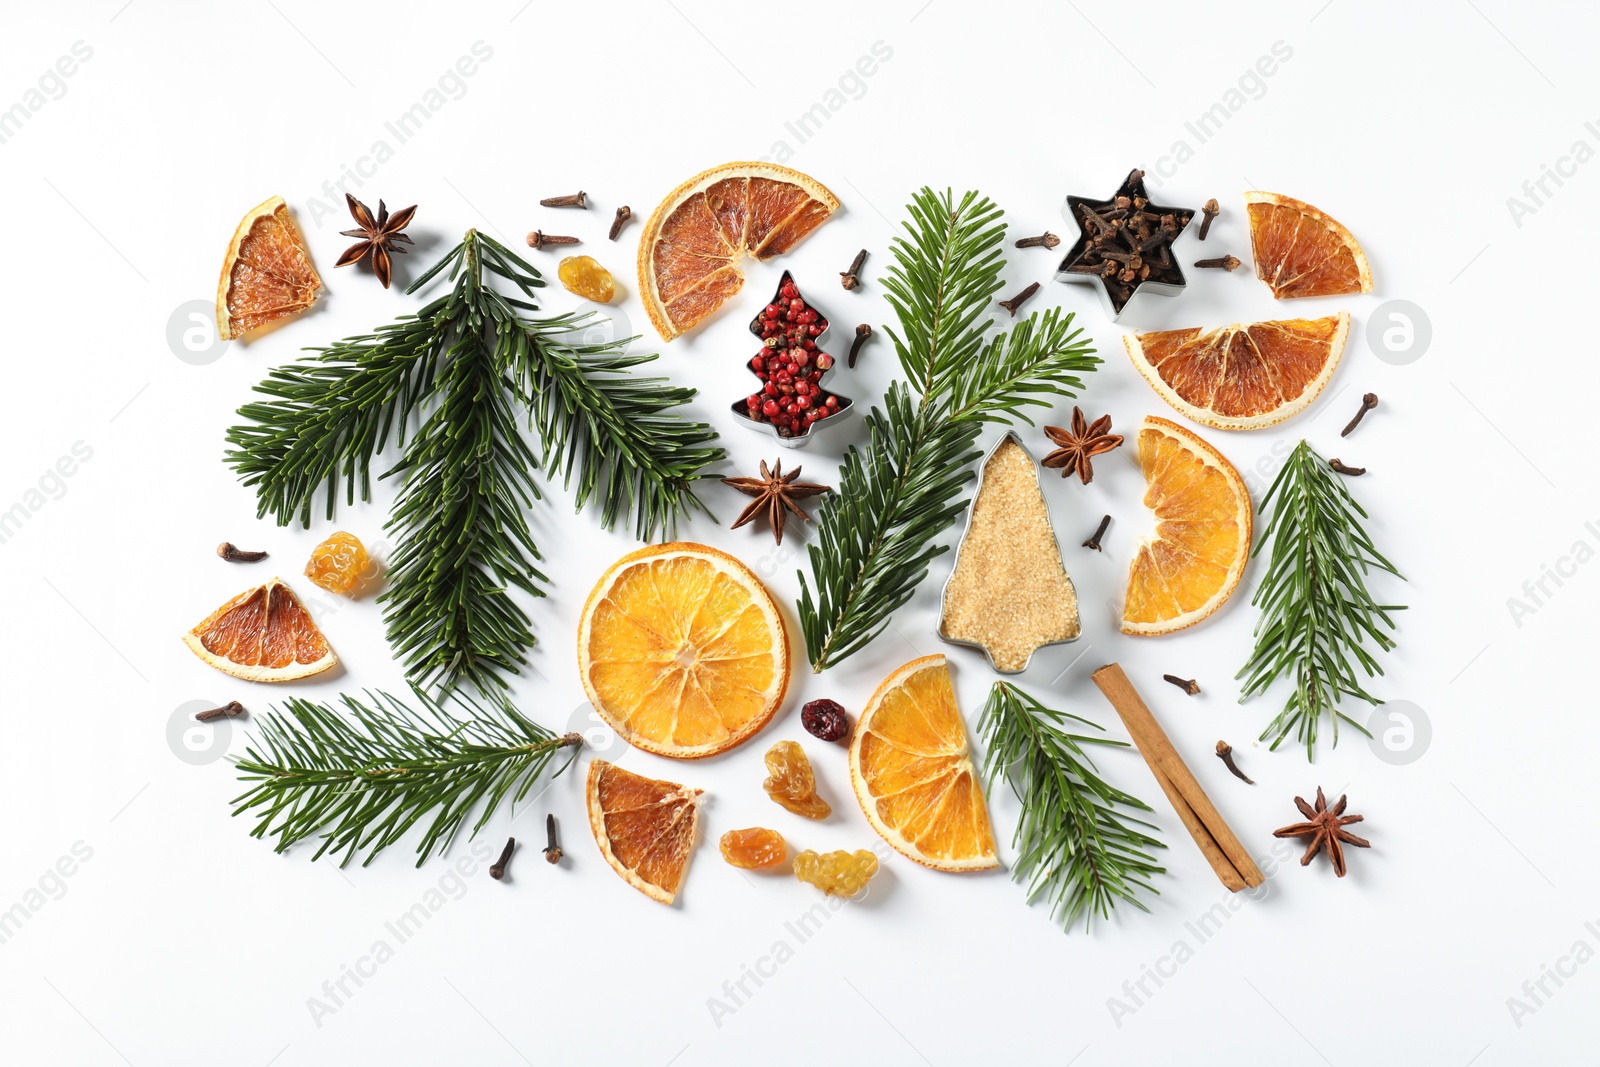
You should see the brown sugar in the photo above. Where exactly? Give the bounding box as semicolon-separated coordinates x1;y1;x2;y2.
939;435;1080;672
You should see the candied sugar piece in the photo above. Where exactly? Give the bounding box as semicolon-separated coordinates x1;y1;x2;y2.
939;435;1080;672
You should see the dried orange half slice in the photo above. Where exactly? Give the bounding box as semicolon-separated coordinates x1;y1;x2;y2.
1124;312;1349;430
1122;418;1252;636
587;759;702;904
1244;191;1372;299
577;543;789;759
216;195;322;339
638;162;840;340
182;577;337;682
849;655;998;872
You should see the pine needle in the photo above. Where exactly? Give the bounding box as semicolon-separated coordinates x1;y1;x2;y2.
1236;440;1406;759
796;188;1100;672
223;230;723;696
231;687;582;868
977;682;1165;931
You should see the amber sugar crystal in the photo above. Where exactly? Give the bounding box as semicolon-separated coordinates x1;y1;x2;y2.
939;437;1080;671
304;531;371;595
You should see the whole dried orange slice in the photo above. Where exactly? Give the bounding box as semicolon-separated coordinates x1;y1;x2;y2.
1123;312;1349;430
577;543;789;759
216;196;322;339
587;759;702;904
638;162;840;340
1121;417;1252;636
1244;191;1372;299
182;577;337;681
848;655;998;872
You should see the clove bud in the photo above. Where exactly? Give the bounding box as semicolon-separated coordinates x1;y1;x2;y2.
998;282;1040;316
217;542;268;562
539;191;587;208
608;205;632;241
490;837;515;879
526;230;580;250
1193;255;1242;271
848;323;872;369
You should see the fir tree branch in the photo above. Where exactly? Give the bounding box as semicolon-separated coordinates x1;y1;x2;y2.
1236;440;1406;759
977;682;1165;931
231;687;582;868
797;188;1100;672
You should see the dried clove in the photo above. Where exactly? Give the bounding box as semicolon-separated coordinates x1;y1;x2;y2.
1198;198;1220;241
1082;514;1112;551
1163;674;1201;696
1014;231;1061;249
848;323;872;369
490;837;515;879
542;813;563;864
525;230;580;250
840;248;868;290
608;205;632;241
1194;255;1242;271
539;191;587;208
999;282;1040;316
1329;458;1366;476
195;700;246;722
217;542;268;562
1215;741;1253;784
1341;392;1379;437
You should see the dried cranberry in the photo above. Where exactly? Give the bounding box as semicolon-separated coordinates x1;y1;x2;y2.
801;699;851;742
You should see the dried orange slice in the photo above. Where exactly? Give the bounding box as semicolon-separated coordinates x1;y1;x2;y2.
587;759;702;904
182;577;337;682
577;543;789;759
848;655;998;872
638;162;840;340
1123;312;1349;430
1121;418;1252;636
1244;191;1372;299
216;196;322;339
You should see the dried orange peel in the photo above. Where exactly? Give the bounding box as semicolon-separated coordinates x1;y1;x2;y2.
1244;191;1372;299
1121;417;1252;636
637;162;839;340
215;196;322;339
182;577;337;682
587;759;702;904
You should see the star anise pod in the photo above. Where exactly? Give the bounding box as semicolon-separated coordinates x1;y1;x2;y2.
336;194;417;288
1272;786;1371;877
722;459;830;545
1041;407;1123;484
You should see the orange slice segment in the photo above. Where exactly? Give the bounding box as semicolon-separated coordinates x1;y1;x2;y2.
586;759;702;905
216;196;322;339
1244;191;1372;299
638;162;840;340
1121;418;1252;635
1124;312;1349;430
848;655;998;871
182;577;337;682
577;543;789;759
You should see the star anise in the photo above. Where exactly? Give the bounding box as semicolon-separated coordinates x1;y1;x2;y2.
336;194;417;288
1272;786;1371;877
1041;407;1123;484
722;459;830;545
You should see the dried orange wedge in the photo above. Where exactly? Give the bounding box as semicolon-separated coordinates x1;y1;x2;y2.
216;195;322;339
587;759;702;904
182;577;337;682
848;655;998;872
1244;191;1372;299
638;162;840;340
1121;418;1252;636
1123;312;1349;430
577;543;789;759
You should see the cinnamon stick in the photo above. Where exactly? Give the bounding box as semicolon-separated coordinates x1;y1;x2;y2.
1092;663;1265;891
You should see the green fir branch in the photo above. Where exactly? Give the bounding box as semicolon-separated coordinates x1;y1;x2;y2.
797;188;1099;672
231;687;582;868
223;230;723;695
1236;440;1406;759
977;682;1165;931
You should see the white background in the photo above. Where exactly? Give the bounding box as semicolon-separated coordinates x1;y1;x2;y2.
1;1;1593;1064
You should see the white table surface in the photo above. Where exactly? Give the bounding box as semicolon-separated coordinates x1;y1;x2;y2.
2;1;1593;1063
